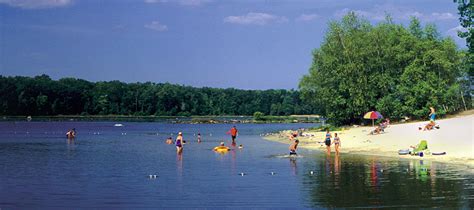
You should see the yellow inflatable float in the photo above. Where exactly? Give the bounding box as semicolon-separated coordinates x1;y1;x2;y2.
213;146;230;153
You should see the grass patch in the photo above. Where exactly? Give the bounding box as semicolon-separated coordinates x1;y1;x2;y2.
308;124;343;132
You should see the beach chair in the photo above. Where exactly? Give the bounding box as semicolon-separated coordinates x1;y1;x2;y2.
412;140;428;155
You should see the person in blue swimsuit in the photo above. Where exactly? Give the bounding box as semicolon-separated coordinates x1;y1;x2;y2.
325;129;332;155
429;107;436;121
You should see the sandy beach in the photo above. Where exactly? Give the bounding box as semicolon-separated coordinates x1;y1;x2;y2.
265;111;474;166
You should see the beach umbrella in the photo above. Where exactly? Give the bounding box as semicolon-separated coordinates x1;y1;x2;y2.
363;111;383;127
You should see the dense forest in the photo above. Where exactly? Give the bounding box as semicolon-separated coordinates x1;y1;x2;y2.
0;75;314;116
300;14;471;125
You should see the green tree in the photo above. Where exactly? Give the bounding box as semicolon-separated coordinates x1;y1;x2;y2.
300;12;469;125
0;75;311;117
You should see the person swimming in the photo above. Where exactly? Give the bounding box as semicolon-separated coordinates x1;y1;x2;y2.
166;137;173;144
213;141;230;152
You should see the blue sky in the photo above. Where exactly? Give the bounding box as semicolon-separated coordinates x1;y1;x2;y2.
0;0;466;89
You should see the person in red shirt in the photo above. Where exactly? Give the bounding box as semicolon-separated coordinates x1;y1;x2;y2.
227;126;238;144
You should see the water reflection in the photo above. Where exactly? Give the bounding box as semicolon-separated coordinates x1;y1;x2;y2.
369;159;381;194
305;155;473;208
177;152;183;175
334;154;340;189
66;138;75;146
66;138;76;157
290;157;297;175
324;155;331;176
411;160;430;182
231;144;237;175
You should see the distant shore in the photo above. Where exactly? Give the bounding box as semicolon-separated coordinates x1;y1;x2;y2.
0;115;320;124
265;110;474;167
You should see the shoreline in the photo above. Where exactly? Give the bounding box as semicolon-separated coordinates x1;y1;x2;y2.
264;111;474;167
0;115;320;124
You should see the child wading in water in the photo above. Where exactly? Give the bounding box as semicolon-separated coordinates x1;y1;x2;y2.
289;140;299;156
197;133;201;143
333;133;341;155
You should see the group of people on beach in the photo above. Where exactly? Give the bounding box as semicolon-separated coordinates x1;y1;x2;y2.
288;107;441;156
371;118;390;135
369;106;438;134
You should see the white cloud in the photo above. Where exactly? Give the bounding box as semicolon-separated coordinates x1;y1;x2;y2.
144;0;168;3
446;25;467;37
334;5;457;22
0;0;72;9
446;25;467;46
407;11;423;19
144;21;168;31
144;0;210;6
224;12;288;25
334;8;384;20
178;0;210;6
296;14;319;22
429;12;456;21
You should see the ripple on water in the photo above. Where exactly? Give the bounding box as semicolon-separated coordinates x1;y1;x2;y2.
0;122;473;208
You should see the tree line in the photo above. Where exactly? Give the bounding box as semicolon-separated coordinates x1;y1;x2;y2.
0;75;314;116
300;13;471;125
1;12;471;125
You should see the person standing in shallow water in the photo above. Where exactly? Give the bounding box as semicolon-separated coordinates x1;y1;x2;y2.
66;128;76;139
289;139;299;156
176;132;184;154
333;133;341;155
197;133;201;143
227;126;238;144
325;129;332;155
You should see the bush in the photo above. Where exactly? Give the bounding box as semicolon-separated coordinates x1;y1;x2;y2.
253;111;264;121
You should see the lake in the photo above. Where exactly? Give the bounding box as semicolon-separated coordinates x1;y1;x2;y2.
0;122;473;208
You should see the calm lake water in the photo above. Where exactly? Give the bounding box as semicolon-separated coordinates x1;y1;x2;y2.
0;122;473;208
